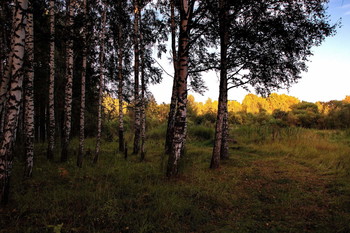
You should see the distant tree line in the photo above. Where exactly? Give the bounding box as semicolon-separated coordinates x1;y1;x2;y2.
0;0;335;205
103;93;350;133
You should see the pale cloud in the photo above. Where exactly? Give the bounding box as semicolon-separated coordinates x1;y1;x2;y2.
345;10;350;15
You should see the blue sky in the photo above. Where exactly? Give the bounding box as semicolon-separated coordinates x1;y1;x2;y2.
150;0;350;104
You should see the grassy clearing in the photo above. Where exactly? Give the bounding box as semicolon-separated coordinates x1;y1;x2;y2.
0;126;350;232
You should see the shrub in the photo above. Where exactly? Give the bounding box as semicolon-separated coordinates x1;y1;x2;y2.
189;125;214;141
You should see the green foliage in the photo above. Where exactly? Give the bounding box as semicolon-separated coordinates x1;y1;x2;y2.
147;123;166;140
188;124;215;141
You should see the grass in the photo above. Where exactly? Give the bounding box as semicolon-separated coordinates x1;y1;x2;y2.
0;125;350;232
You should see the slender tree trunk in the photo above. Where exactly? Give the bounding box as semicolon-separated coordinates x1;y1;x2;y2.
47;0;55;160
0;0;28;205
77;0;87;167
61;0;74;162
94;1;106;164
140;68;146;161
0;7;16;135
133;0;141;155
117;22;124;153
221;107;229;160
166;0;193;177
0;4;5;91
211;0;228;169
24;1;34;177
0;52;11;135
165;0;178;155
140;13;146;161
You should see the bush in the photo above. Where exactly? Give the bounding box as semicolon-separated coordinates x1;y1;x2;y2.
147;123;167;140
189;125;215;141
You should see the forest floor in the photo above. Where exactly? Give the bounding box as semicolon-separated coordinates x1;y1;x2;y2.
0;127;350;232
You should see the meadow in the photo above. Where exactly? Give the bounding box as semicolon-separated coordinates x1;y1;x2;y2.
1;124;350;232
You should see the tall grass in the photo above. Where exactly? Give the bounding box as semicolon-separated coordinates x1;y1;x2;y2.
233;125;350;175
1;124;350;232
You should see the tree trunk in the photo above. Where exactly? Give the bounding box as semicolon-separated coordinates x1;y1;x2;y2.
117;22;124;153
0;0;28;205
0;7;16;135
220;107;229;160
47;0;55;160
77;0;86;167
24;1;34;177
0;3;5;96
166;0;193;177
211;0;228;169
61;0;74;162
140;12;146;161
93;1;106;164
133;0;141;155
165;0;178;155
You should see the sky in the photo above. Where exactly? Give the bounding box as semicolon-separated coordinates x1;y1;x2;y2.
149;0;350;104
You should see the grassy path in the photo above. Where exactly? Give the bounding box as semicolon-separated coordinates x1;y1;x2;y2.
227;156;350;232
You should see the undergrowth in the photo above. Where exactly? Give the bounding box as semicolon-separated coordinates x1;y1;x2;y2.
0;125;349;232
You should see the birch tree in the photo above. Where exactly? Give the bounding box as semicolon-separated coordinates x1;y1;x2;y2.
210;0;228;169
208;0;336;168
117;19;125;153
77;0;87;167
166;0;194;177
93;0;106;164
140;11;146;161
61;0;74;162
133;0;141;155
0;0;28;205
165;0;178;155
23;0;34;177
47;0;55;160
0;5;15;135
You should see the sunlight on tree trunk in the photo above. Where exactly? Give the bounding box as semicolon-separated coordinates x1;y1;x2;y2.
167;0;193;177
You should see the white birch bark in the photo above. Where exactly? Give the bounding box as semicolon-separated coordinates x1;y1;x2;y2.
133;0;141;155
165;0;178;155
93;1;106;163
61;0;74;162
24;1;34;177
47;0;55;160
77;0;86;167
0;0;28;205
117;22;124;152
0;6;16;135
140;12;146;161
167;0;193;177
